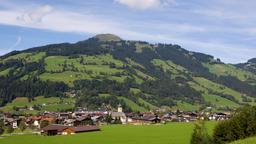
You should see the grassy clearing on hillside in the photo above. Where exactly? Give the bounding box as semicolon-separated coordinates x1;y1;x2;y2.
188;80;240;109
0;68;11;76
151;59;188;79
3;52;46;63
0;96;75;114
230;137;256;144
202;93;239;108
204;63;256;82
171;101;200;111
40;71;91;86
42;54;131;85
125;58;145;69
192;77;255;104
135;42;153;53
0;122;217;144
138;98;158;110
44;54;124;73
118;97;147;112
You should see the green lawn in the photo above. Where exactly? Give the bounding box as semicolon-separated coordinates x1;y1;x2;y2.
230;137;256;144
191;77;255;104
118;97;147;112
2;52;46;63
0;122;217;144
0;96;75;114
172;101;200;111
204;63;256;82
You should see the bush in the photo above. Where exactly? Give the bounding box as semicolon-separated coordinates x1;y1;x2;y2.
213;106;256;144
40;120;50;129
19;120;27;132
6;125;14;134
0;127;4;135
191;121;213;144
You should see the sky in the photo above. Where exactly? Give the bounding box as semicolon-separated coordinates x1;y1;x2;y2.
0;0;256;63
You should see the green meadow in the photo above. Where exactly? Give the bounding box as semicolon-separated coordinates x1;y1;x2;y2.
0;96;75;114
230;137;256;144
0;122;216;144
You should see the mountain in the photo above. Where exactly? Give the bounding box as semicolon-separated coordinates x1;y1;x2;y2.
236;58;256;73
0;34;256;113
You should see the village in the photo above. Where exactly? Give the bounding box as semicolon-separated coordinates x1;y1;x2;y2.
0;104;231;136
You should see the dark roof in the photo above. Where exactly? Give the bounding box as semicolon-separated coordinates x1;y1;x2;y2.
70;125;100;133
43;124;100;133
76;116;91;121
132;115;160;121
42;124;68;132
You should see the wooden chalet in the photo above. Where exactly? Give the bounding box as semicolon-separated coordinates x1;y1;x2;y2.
42;124;100;136
130;115;161;125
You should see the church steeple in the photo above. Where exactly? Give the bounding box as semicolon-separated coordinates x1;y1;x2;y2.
118;104;123;112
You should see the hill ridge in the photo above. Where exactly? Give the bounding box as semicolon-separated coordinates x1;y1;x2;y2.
0;34;255;113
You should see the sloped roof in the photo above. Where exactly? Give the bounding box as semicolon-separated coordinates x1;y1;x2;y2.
42;124;68;132
70;125;100;132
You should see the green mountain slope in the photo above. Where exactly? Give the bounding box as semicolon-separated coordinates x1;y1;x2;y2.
0;34;255;113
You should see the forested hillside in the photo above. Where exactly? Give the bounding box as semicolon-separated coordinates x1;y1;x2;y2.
0;34;255;112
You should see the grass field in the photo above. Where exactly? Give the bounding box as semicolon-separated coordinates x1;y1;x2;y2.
0;96;75;114
118;97;147;112
204;63;256;82
0;122;217;144
171;101;200;111
190;77;255;105
3;52;46;63
230;137;256;144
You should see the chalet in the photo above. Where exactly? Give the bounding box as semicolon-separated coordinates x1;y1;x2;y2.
42;125;68;136
63;119;75;126
62;125;100;135
4;118;18;128
91;115;104;123
209;112;229;121
58;112;71;119
130;115;161;125
73;116;93;126
42;124;100;136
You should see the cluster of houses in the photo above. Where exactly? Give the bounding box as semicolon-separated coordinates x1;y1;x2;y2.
0;105;231;136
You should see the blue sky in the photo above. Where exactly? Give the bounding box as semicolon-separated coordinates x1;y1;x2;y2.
0;0;256;63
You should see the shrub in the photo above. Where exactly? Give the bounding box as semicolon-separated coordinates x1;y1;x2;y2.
213;106;256;144
191;121;213;144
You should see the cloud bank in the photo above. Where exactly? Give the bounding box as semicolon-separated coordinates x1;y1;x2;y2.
115;0;174;10
0;0;255;63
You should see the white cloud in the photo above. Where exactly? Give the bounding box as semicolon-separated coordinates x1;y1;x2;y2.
17;5;54;24
115;0;174;10
0;5;125;34
0;1;255;63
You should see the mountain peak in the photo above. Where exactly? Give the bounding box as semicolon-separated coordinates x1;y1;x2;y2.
93;34;122;42
248;58;256;63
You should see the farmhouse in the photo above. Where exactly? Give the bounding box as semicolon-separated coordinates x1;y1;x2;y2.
130;115;161;125
42;124;100;136
73;116;93;126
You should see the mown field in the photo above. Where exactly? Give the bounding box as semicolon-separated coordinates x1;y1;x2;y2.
0;122;216;144
0;96;75;114
230;137;256;144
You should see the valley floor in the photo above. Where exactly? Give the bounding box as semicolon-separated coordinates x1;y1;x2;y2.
0;122;216;144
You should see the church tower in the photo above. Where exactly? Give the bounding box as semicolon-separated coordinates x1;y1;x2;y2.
117;104;123;112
